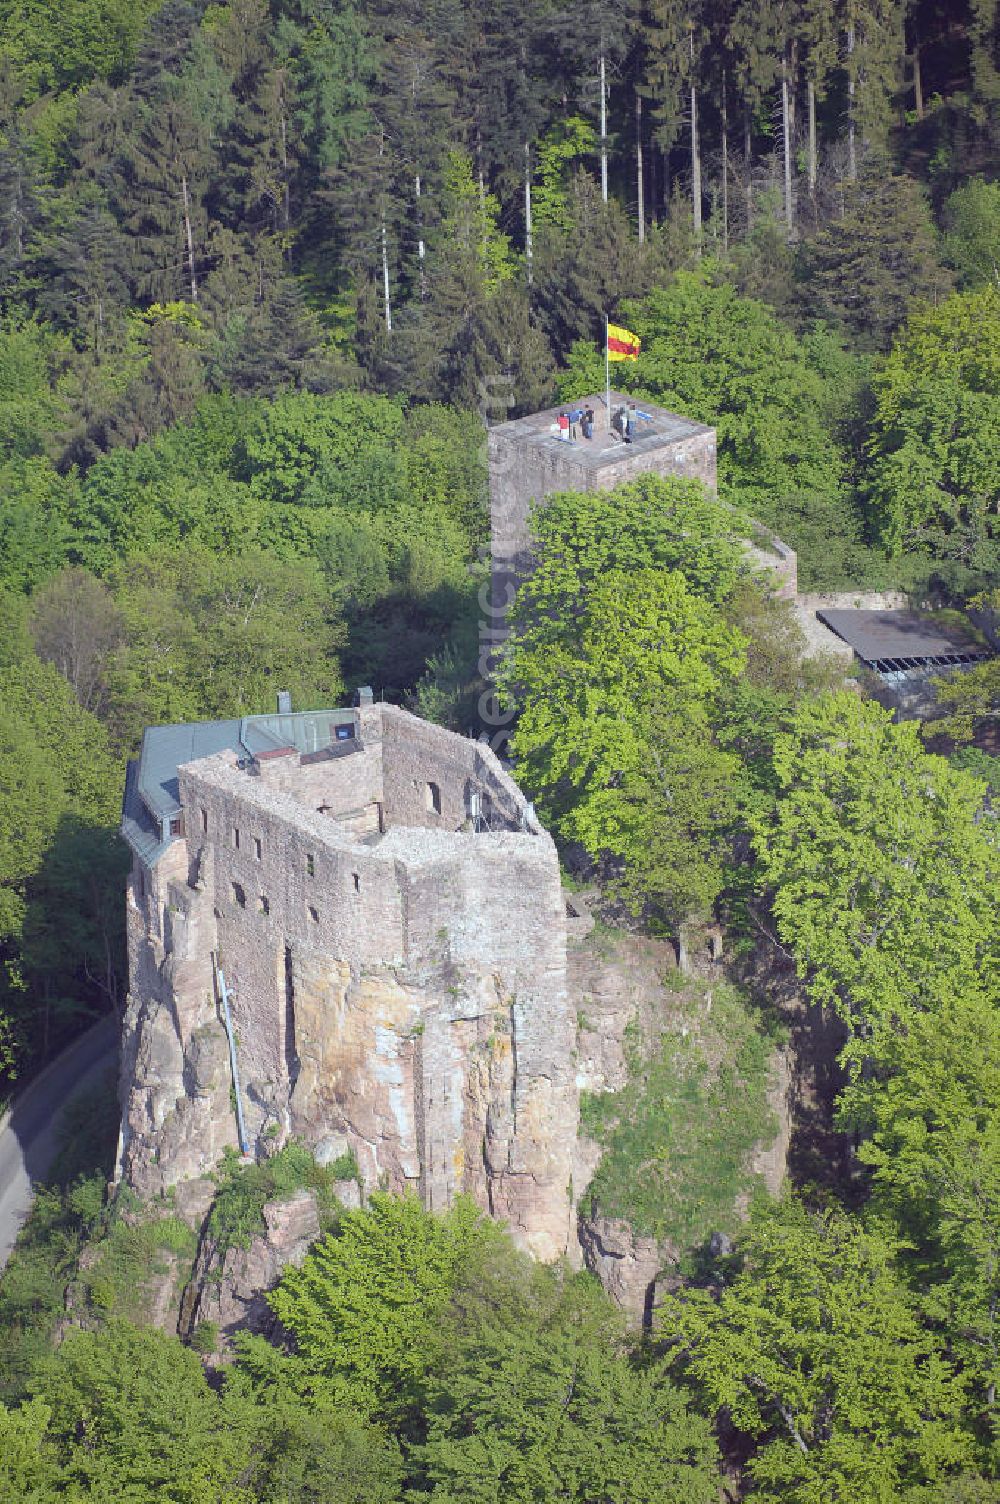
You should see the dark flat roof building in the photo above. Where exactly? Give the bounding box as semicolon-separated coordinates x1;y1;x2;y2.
816;609;990;673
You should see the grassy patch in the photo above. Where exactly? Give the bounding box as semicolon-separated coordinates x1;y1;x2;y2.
580;986;778;1251
208;1141;359;1253
75;1198;198;1321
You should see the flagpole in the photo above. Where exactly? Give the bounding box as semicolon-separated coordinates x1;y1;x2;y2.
605;312;611;432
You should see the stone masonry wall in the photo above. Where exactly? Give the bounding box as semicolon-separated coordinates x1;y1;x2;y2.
118;707;577;1261
489;415;719;619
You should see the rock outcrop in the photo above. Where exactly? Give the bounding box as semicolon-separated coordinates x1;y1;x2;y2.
178;1188;326;1355
569;923;794;1318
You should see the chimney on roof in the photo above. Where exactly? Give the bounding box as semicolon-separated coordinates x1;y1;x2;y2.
276;690;292;714
356;685;374;707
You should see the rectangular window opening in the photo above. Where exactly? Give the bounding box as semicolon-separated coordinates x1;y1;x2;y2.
254;836;262;861
306;853;315;877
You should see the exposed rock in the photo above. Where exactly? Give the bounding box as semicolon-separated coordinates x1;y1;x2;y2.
179;1189;324;1356
172;1177;216;1232
570;927;795;1317
569;928;680;1097
577;1214;671;1326
313;1132;350;1167
750;1045;793;1199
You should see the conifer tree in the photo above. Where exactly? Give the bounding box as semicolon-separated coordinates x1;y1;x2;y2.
121;84;216;303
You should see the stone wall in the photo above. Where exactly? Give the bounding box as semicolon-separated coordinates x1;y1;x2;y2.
488;411;718;617
377;705;524;832
118;706;577;1262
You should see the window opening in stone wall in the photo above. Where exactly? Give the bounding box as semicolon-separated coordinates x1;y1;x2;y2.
352;873;361;893
232;881;246;908
233;826;240;850
254;836;262;860
259;894;270;916
169;816;184;837
426;781;442;815
306;853;315;877
284;945;300;1090
308;904;319;923
201;808;208;834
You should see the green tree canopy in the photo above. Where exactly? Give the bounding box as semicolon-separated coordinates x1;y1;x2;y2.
852;989;1000;1419
417;1269;718;1504
751;692;997;1058
504;559;747;928
660;1197;974;1502
267;1193;506;1417
866;286;1000;578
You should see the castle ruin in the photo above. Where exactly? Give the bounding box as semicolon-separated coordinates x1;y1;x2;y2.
117;392;804;1268
119;701;577;1261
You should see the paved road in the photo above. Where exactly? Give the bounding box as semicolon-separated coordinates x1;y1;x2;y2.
0;1016;118;1270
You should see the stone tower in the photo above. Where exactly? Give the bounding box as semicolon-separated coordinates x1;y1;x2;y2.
119;702;578;1261
488;392;719;617
487;392;797;622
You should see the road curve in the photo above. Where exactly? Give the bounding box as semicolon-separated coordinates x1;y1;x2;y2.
0;1015;119;1271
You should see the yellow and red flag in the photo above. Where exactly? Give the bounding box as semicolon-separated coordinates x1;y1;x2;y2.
607;322;641;361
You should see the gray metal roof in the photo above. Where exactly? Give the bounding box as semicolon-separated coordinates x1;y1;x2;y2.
122;707;358;867
138;718;245;822
121;758;171;868
241;709;356;758
816;610;989;667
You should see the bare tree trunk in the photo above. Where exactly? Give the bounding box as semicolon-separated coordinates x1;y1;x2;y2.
744;110;753;232
524;141;533;285
415;172;426;298
599;53;608;202
378;127;391;331
180;172;198;302
846;22;857;181
721;69;729;252
381;218;392;332
781;61;794;238
807;77;817;204
912;36;923;118
280;112;290;234
636;90;645;243
690;32;701;250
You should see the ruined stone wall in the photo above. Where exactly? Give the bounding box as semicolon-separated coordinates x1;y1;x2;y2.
590;428;718;496
378;705;525;831
746;533;798;601
119;713;576;1260
488;428;597;586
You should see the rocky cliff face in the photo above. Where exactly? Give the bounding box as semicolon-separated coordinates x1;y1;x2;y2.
568;920;794;1319
178;1188;329;1357
118;840;577;1263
